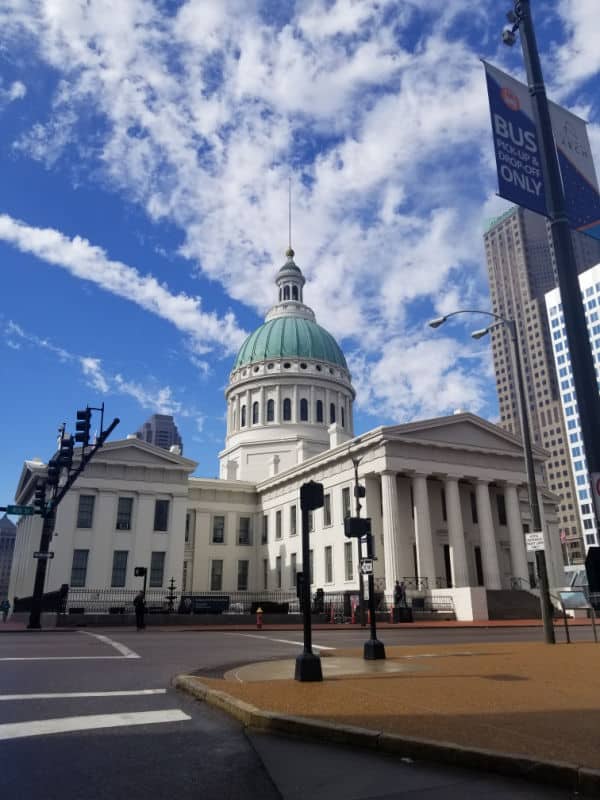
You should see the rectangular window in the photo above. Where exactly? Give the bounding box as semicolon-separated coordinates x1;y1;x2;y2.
150;551;165;587
290;505;297;536
344;541;353;581
470;492;478;524
276;555;282;589
261;514;268;544
276;509;282;539
111;550;128;587
263;558;268;590
342;487;351;518
238;516;251;545
153;499;170;532
323;493;332;526
290;553;297;588
210;559;223;591
237;560;249;591
440;488;447;522
212;515;225;544
496;494;507;526
76;495;95;529
70;549;89;587
324;545;333;583
116;497;133;530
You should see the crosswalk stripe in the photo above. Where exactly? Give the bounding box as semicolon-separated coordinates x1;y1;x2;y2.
0;689;167;701
79;631;140;659
0;709;191;740
234;633;336;650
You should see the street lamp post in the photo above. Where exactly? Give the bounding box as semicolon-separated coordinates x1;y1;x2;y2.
429;309;555;643
502;1;600;532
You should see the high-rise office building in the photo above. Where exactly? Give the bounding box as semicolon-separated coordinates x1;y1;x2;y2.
484;206;600;564
545;262;600;556
135;414;183;453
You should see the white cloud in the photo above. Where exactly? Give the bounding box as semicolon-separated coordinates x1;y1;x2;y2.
0;214;247;357
554;0;600;88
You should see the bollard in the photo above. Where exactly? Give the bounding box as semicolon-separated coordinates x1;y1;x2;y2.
256;607;263;630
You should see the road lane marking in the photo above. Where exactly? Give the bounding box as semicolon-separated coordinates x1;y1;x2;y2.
79;631;140;659
0;656;134;662
233;633;335;650
0;689;167;701
0;709;191;740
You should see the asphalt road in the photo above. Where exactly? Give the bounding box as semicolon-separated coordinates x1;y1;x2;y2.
0;626;585;799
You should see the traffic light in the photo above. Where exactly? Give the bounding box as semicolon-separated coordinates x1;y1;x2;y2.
344;516;371;539
46;458;61;487
33;483;46;515
75;408;92;447
58;435;74;469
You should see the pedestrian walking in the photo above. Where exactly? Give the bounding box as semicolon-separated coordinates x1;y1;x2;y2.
393;580;402;608
1;599;10;622
133;591;146;630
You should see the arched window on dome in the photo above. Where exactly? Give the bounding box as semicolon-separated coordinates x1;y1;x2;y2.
329;403;336;424
283;285;290;300
283;398;292;421
300;398;308;421
341;406;345;428
316;400;323;423
292;285;298;300
266;399;274;422
252;401;259;425
241;405;247;427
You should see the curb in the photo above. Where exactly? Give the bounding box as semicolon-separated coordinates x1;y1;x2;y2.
175;674;600;797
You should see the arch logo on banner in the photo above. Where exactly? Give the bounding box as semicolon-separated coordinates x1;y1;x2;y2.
483;60;600;241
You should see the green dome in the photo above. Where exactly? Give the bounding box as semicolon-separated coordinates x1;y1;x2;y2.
234;317;347;370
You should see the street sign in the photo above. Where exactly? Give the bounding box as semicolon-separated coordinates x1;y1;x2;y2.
33;551;54;559
3;505;34;516
359;559;374;575
525;531;545;552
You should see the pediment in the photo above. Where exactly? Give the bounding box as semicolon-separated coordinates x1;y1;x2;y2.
383;413;545;459
93;439;197;471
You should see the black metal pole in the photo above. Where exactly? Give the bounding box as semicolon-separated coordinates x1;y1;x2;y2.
508;320;555;643
518;1;600;518
295;486;323;682
27;505;56;629
363;529;385;660
352;458;366;627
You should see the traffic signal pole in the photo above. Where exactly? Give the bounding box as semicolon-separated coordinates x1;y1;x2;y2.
27;413;119;630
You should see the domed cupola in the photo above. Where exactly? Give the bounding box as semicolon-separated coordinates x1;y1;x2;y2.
220;247;355;483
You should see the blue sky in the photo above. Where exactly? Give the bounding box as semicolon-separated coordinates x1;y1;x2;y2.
1;0;599;508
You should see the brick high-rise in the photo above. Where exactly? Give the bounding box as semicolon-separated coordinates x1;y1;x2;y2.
484;206;600;564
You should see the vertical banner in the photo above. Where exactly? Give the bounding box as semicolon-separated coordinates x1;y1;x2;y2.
483;61;600;241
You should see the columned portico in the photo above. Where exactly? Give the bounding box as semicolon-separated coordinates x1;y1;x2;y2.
445;476;469;587
475;480;502;589
380;471;402;590
412;474;436;586
505;483;529;584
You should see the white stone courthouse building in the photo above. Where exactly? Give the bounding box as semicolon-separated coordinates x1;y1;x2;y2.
9;250;564;620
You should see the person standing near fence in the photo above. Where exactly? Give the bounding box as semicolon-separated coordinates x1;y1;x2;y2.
133;591;146;630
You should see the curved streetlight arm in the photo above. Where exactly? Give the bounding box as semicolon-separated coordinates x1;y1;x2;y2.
428;309;510;328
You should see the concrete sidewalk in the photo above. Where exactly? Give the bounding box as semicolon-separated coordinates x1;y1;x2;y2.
177;641;600;796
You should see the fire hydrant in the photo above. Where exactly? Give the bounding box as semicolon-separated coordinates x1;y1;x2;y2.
256;607;263;630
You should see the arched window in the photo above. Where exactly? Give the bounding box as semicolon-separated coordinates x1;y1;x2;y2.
292;285;298;300
283;285;290;300
316;400;323;422
241;405;246;427
300;398;308;421
283;398;292;421
252;401;259;425
341;407;345;428
267;399;274;422
330;403;336;424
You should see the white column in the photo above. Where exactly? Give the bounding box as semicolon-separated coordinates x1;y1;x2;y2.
475;480;502;589
412;474;436;586
381;471;402;590
505;483;529;585
309;386;315;423
235;394;241;431
245;389;251;427
259;386;265;425
293;384;299;422
445;477;469;587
